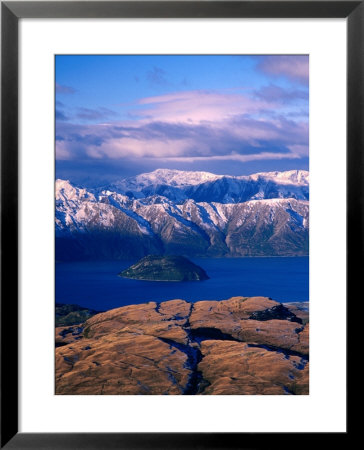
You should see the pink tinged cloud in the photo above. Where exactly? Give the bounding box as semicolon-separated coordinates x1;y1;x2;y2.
56;140;73;160
83;137;209;160
135;90;275;124
258;56;309;84
55;116;308;162
287;144;309;156
55;85;308;162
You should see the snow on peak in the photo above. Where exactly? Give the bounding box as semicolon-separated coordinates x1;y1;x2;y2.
148;168;220;185
113;168;222;191
249;170;309;185
56;168;309;210
55;179;96;203
111;168;309;191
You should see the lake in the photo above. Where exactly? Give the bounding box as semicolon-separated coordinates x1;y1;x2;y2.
55;257;309;311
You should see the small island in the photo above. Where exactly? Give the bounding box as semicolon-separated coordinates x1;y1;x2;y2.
119;255;209;282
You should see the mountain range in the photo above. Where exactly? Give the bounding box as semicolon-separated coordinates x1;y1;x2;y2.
55;169;309;261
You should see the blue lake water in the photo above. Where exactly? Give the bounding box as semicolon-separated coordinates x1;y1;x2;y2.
55;257;309;311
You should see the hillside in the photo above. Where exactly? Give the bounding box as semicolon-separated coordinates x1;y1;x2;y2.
55;296;309;395
55;303;100;327
119;255;209;281
55;169;309;261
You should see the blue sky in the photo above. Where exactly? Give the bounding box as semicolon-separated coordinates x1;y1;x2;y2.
56;55;309;186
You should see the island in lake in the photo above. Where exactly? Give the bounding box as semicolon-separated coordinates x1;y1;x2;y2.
119;255;209;282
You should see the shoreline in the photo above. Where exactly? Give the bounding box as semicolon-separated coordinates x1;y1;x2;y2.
55;298;310;327
56;257;309;310
56;254;309;264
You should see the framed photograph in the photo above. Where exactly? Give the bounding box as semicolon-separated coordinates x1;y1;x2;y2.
1;1;356;447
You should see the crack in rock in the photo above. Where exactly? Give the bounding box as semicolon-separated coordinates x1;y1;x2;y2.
57;297;309;395
189;327;240;344
159;301;307;394
249;304;302;323
158;337;209;395
247;343;309;360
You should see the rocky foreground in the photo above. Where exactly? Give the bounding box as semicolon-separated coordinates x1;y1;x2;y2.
55;297;309;395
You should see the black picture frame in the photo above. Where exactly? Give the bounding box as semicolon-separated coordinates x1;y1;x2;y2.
1;1;356;448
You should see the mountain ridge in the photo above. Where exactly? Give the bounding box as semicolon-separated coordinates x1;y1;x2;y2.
100;168;309;203
55;169;309;261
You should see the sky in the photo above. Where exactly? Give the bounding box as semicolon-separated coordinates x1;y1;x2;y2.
55;55;309;186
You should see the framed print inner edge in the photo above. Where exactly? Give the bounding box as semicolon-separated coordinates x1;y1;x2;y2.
1;1;358;447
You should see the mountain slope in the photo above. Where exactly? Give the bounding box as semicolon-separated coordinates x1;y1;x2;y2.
55;170;309;260
106;168;309;203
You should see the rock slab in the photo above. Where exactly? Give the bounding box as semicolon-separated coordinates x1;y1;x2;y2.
55;296;309;395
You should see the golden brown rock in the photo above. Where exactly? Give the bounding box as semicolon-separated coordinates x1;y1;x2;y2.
55;325;84;347
56;334;190;395
55;296;309;395
189;296;279;327
285;302;309;324
291;323;309;355
189;296;308;355
198;340;309;395
234;320;308;355
83;299;190;344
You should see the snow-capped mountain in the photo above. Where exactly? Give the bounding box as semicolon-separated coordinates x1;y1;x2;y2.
111;168;221;190
104;169;309;203
56;169;309;261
